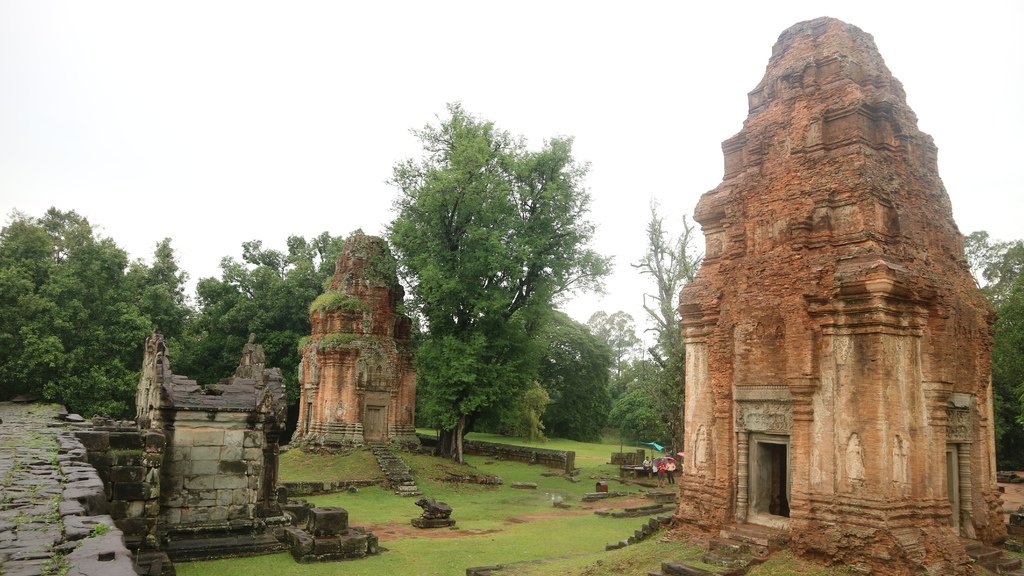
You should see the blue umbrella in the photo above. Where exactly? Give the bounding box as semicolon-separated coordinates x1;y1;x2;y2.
639;441;664;452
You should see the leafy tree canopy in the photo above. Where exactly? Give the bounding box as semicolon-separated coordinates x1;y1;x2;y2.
175;232;344;404
587;310;640;378
608;358;669;446
389;103;610;460
0;209;179;417
537;311;613;442
630;204;701;449
966;230;1024;469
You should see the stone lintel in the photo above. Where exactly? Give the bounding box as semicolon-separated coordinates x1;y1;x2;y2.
734;385;791;402
948;392;973;409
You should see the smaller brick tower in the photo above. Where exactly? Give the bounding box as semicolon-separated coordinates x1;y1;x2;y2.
295;231;417;447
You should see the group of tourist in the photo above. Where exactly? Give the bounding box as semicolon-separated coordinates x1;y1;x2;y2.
641;454;678;487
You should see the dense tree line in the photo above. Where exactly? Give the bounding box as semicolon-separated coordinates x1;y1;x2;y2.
0;207;349;419
966;231;1024;469
2;114;1021;473
0;209;187;417
174;234;345;403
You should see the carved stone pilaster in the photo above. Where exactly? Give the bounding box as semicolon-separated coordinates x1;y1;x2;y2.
736;432;749;522
957;443;976;539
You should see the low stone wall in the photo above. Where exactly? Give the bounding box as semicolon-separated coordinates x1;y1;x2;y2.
610;450;645;466
282;479;383;496
417;434;576;473
75;422;164;552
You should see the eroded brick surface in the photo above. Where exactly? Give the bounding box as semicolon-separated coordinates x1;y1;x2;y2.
295;232;417;447
675;17;1001;575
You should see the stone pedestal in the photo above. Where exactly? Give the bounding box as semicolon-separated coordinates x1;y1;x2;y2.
410;497;455;529
411;517;456;529
284;506;379;563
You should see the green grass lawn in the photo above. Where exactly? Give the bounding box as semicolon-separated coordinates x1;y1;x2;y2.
176;433;851;576
278;446;383;483
179;452;657;576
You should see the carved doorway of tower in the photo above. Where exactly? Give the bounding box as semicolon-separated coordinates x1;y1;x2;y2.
363;404;387;441
747;433;791;529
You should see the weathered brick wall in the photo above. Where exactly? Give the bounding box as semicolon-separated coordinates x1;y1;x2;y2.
675;16;1001;575
296;233;418;447
417;434;576;473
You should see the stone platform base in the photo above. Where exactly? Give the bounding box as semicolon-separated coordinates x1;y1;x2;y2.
284;526;379;562
411;517;456;528
133;550;175;576
164;532;284;562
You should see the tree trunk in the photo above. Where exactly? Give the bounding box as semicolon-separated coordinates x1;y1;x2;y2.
455;415;465;463
434;415;467;463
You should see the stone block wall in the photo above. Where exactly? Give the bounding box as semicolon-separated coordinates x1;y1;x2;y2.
75;423;164;551
418;434;575;473
610;450;646;466
160;411;267;530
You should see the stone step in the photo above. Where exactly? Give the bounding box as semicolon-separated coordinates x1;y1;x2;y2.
658;560;718;576
709;537;749;554
368;444;420;497
718;523;788;550
966;544;1004;567
998;557;1023;571
701;548;756;570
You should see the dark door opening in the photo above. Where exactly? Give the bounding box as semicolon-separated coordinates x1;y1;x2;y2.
750;436;790;520
764;443;789;517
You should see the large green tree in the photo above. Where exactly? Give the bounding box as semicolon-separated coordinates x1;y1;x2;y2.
176;233;344;404
630;204;701;449
608;357;669;446
537;311;613;442
966;231;1024;469
127;238;190;341
0;209;161;417
389;104;609;461
586;310;640;380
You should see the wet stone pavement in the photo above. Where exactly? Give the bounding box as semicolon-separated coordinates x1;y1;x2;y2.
0;402;135;576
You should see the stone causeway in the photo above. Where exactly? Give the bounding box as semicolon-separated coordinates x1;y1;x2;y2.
0;402;136;576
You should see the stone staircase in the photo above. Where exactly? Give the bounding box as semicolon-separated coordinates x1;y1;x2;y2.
605;514;673;551
964;540;1024;575
648;523;788;576
368;442;420;497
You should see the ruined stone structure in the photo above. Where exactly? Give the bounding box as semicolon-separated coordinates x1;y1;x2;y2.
676;18;1003;575
135;331;288;561
295;232;418;446
283;505;379;563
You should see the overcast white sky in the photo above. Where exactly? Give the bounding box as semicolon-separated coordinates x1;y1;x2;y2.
2;1;1021;338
